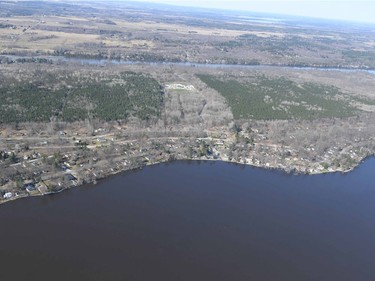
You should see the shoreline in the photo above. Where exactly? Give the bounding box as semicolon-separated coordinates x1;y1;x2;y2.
0;155;369;206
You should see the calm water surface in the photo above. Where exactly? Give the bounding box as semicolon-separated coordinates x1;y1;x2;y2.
1;160;375;281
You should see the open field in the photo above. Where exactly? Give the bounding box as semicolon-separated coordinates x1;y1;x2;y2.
1;1;375;68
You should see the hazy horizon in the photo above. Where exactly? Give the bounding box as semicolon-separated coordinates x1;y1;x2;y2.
121;0;375;24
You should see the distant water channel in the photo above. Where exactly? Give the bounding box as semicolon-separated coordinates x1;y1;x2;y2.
1;159;375;281
3;55;375;74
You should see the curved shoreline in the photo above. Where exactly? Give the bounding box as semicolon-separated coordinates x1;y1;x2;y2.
1;155;370;206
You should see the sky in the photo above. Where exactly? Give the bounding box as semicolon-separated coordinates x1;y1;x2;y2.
127;0;375;23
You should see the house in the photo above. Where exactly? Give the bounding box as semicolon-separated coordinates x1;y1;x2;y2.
61;164;69;171
3;192;12;199
24;183;36;192
65;174;77;181
97;137;107;143
38;185;48;195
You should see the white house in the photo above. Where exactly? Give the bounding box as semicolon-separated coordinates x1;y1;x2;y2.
3;192;12;199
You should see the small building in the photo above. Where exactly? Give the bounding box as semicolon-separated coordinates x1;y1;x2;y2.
24;183;36;192
65;174;77;181
97;137;107;143
61;164;69;171
3;192;12;199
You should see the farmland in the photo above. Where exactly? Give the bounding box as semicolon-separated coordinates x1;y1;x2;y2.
1;1;375;68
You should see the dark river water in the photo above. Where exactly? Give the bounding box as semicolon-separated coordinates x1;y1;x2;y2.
1;159;375;281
